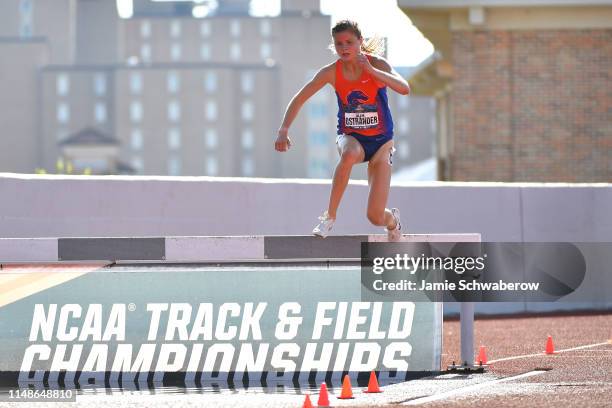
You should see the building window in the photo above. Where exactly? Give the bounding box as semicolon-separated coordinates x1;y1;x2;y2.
170;20;181;38
260;42;271;59
241;101;254;121
241;129;254;150
95;103;107;123
204;71;217;93
93;74;106;96
20;21;32;38
307;158;329;178
130;101;143;123
242;157;254;176
168;128;181;150
200;43;211;60
168;100;181;122
167;71;180;93
56;128;69;142
130;72;143;94
200;21;211;37
206;101;217;121
308;103;327;118
168;157;181;176
20;0;33;39
309;131;327;146
205;128;218;149
240;71;254;94
140;44;152;62
140;20;151;38
131;157;144;173
230;20;241;37
260;19;271;37
398;117;410;134
206;157;218;176
170;43;182;61
20;0;33;16
57;103;70;124
398;141;410;159
73;158;106;173
56;74;69;96
131;129;143;151
230;43;241;60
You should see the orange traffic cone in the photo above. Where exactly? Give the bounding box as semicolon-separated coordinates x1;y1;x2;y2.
338;375;354;399
364;371;382;393
317;383;330;407
476;346;488;365
302;394;314;408
545;335;555;354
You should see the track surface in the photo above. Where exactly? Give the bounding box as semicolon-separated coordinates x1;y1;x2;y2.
420;312;612;408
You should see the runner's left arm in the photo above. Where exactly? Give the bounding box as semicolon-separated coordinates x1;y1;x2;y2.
358;54;410;95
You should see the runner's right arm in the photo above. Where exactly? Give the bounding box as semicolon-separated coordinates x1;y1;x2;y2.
275;65;334;152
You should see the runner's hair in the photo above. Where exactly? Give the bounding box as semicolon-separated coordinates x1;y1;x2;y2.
330;20;385;56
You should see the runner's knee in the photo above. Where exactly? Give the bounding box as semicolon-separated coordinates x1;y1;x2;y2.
370;145;394;167
367;209;386;226
340;149;362;164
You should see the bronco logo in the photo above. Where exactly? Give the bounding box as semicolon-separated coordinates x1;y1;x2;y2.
347;90;369;109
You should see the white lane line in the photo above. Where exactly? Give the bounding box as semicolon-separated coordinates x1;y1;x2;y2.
488;341;610;364
402;370;545;405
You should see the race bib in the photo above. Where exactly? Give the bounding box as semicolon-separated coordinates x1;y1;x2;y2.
344;111;379;129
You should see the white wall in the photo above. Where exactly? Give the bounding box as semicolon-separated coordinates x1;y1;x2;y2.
2;174;610;241
2;173;611;315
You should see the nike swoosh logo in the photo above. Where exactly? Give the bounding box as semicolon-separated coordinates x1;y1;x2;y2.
361;80;369;83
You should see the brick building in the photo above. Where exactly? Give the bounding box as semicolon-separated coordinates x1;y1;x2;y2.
399;0;612;182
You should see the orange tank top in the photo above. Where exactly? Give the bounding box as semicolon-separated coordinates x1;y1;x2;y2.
334;57;394;137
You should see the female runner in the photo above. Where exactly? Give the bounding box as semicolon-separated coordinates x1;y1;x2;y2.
274;20;410;240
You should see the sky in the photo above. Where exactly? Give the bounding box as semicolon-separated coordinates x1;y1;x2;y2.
250;0;434;67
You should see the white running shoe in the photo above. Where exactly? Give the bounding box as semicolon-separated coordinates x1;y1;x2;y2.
313;210;335;238
386;208;402;241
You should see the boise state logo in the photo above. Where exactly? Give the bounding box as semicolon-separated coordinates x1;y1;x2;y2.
347;90;369;109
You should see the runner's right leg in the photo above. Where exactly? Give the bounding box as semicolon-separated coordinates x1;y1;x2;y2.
313;135;365;237
328;134;365;219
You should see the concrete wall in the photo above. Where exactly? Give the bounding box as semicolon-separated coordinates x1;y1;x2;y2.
2;174;610;241
1;173;611;314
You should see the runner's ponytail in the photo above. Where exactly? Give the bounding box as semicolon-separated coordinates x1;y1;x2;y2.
361;36;385;56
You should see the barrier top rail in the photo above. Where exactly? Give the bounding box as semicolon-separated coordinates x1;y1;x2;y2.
0;234;481;263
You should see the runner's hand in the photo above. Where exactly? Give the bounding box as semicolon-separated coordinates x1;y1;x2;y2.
275;129;292;152
357;53;374;73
